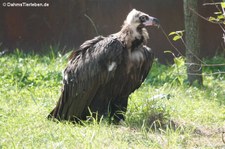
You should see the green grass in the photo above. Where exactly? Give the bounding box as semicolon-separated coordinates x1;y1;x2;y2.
0;50;225;148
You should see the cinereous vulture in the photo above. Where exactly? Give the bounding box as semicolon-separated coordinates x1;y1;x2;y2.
48;9;160;123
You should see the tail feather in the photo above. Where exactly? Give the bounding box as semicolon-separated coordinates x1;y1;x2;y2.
47;94;63;120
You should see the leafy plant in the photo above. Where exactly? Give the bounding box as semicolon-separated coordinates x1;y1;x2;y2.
207;2;225;23
168;30;185;41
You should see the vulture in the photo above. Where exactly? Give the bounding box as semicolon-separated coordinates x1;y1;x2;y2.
48;9;159;123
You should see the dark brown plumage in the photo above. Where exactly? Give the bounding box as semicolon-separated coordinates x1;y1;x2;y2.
48;9;159;123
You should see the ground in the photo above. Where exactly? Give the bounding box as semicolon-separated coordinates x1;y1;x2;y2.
0;50;224;148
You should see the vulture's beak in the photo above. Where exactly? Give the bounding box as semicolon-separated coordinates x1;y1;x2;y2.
143;16;160;28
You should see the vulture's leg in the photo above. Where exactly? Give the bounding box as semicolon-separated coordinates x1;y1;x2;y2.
110;96;128;123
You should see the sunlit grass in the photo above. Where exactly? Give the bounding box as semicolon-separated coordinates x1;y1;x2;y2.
0;50;224;148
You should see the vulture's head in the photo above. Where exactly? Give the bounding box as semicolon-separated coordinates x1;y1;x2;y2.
125;9;160;29
121;9;160;47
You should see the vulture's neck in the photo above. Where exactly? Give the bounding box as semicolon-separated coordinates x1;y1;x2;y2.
116;24;149;50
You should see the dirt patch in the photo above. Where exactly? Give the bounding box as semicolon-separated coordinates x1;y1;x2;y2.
171;119;225;147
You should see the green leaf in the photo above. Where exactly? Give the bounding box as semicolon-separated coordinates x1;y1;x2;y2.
174;57;184;67
164;51;173;54
168;32;176;36
214;11;222;15
208;16;217;22
177;76;184;85
221;2;225;9
169;30;184;41
175;30;185;34
217;15;225;20
173;35;182;41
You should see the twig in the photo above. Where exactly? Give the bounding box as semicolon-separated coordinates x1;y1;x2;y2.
160;25;205;65
84;14;99;35
189;7;224;24
203;2;222;6
159;25;184;56
179;33;206;65
186;63;225;67
157;8;225;75
222;131;225;144
176;72;225;76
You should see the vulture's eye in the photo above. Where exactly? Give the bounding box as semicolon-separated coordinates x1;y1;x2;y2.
139;15;148;22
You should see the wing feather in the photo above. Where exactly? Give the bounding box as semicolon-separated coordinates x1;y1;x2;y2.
48;36;124;121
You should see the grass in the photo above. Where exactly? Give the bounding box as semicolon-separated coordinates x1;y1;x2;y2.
0;50;225;148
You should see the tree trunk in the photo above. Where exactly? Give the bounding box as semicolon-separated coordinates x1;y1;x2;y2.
183;0;203;85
